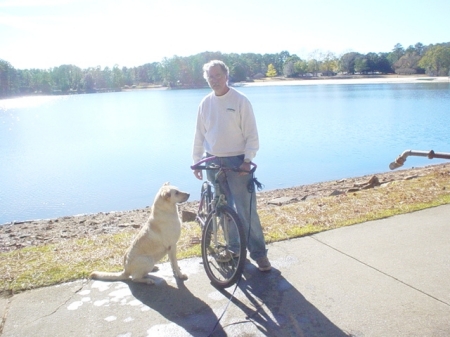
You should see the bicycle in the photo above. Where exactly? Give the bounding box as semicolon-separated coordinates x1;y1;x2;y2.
190;156;257;288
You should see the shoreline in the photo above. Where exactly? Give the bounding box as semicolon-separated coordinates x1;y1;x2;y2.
136;75;450;91
1;163;448;252
3;76;448;100
235;75;450;87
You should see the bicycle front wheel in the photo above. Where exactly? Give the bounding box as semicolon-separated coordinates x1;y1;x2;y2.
201;205;247;288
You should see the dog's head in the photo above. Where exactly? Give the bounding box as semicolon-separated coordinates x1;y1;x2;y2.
157;182;190;205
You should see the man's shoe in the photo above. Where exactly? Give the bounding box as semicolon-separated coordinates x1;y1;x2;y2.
256;256;271;272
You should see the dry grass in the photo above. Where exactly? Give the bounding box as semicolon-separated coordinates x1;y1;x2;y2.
260;172;450;242
1;169;449;296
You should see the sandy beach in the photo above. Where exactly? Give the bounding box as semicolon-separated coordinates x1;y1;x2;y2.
236;75;449;87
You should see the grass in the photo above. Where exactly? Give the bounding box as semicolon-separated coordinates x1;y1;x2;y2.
1;169;449;296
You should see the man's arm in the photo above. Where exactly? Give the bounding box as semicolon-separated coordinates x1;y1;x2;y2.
192;107;205;180
241;98;259;162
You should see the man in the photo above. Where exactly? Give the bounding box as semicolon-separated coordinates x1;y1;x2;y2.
192;60;271;272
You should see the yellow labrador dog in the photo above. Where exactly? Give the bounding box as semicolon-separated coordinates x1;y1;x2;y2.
90;183;189;285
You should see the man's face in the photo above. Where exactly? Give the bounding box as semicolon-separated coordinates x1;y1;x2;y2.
206;65;228;96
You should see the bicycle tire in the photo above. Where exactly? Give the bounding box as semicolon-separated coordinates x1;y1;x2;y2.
201;205;247;288
197;182;212;227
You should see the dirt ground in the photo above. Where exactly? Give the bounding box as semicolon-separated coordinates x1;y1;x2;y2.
0;163;447;253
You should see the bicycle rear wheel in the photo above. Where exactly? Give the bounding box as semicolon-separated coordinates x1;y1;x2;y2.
201;205;247;288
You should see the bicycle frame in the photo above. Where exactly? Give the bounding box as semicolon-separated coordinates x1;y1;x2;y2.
197;181;213;227
389;149;450;170
191;155;257;223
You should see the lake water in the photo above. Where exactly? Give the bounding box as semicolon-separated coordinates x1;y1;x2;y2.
1;82;449;224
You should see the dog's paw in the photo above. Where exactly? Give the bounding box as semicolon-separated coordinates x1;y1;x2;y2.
176;273;188;280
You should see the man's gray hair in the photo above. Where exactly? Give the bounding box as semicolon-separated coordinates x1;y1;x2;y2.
203;60;229;80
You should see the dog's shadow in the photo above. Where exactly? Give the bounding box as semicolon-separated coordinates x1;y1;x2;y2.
217;264;352;337
127;277;226;337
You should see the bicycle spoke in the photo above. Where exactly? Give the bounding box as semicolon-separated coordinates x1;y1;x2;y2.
201;205;246;288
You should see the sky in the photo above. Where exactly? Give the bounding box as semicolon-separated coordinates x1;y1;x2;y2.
1;0;449;70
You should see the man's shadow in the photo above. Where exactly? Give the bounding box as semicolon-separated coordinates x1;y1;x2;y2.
128;277;226;337
217;264;351;337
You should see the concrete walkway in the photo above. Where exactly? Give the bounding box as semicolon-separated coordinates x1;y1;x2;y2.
1;205;449;337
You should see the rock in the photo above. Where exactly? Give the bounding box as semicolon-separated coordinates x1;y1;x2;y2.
190;237;201;244
268;196;297;206
301;195;319;201
347;188;360;193
353;175;380;190
329;190;345;196
182;210;197;222
0;163;446;253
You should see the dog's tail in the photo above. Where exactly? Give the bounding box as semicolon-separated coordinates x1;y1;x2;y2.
90;270;129;281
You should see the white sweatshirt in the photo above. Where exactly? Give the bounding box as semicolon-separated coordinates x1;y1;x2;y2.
192;87;259;164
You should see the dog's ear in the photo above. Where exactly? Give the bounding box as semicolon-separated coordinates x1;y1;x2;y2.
163;182;170;186
160;188;171;200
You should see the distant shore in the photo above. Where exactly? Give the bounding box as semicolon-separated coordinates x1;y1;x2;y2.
141;75;450;91
234;75;450;88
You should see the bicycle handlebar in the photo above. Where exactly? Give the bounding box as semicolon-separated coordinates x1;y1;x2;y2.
389;149;450;170
191;156;257;174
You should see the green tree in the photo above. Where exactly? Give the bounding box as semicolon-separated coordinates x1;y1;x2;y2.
263;54;278;74
230;63;247;82
374;53;392;73
414;42;425;56
307;59;320;76
387;43;405;65
354;57;370;74
363;52;391;73
339;52;360;74
241;53;265;77
274;51;290;74
418;44;450;76
0;59;15;97
283;61;296;77
122;66;136;86
101;66;112;89
83;72;95;92
51;65;81;92
32;69;52;94
320;51;338;75
112;65;123;89
282;55;301;77
294;60;308;76
161;57;180;87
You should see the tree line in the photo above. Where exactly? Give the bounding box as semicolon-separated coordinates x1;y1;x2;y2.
1;42;449;99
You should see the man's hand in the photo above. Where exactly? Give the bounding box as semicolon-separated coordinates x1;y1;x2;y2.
238;162;251;176
193;169;203;180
